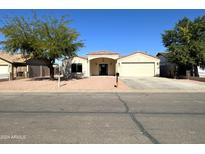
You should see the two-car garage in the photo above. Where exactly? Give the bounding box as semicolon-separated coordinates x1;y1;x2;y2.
117;52;160;77
120;62;155;77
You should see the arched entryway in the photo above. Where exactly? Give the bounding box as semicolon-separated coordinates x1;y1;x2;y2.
90;58;116;76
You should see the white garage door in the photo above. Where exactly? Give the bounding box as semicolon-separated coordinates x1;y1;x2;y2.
120;62;155;77
0;65;9;79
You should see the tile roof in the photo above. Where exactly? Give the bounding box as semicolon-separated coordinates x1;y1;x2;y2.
0;51;28;63
87;50;119;55
78;56;87;59
118;51;159;60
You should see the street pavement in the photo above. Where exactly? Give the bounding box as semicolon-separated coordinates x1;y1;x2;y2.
0;92;205;143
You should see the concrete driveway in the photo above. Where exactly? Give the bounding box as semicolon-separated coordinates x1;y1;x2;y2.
121;77;205;92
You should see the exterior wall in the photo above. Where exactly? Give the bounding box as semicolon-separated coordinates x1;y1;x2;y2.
28;65;50;78
155;62;160;76
26;59;51;78
63;57;88;78
88;54;119;60
90;58;116;76
0;58;10;65
117;53;160;76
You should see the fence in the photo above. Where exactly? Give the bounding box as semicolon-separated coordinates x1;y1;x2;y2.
179;75;205;82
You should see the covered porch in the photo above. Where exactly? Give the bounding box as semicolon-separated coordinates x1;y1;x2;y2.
89;58;117;76
12;62;28;79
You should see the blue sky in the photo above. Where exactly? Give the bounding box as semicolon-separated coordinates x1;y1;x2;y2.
0;9;204;56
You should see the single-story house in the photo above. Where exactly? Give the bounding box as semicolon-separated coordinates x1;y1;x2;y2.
0;52;54;80
156;52;205;78
0;52;28;80
63;51;160;78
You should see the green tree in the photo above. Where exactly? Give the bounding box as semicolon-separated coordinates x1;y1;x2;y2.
0;15;84;79
162;16;205;76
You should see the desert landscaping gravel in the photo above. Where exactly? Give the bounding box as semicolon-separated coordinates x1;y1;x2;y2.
0;76;129;92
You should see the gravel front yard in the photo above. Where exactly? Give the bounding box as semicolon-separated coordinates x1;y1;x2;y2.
0;76;130;92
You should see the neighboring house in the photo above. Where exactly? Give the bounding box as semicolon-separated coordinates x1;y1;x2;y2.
63;50;160;78
0;51;53;80
198;66;205;78
0;52;28;80
156;52;205;78
26;58;50;78
156;52;176;78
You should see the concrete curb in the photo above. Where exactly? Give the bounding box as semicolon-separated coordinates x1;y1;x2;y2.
0;89;205;93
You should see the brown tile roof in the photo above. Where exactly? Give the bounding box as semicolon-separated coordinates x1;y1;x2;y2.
87;50;119;55
78;56;87;60
0;51;28;63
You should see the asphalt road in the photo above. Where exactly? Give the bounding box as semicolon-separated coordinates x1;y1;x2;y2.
0;92;205;144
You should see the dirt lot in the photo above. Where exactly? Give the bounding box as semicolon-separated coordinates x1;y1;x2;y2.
0;76;129;92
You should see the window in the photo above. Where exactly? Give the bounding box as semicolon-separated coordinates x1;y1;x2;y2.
71;64;76;73
77;64;82;73
71;63;82;73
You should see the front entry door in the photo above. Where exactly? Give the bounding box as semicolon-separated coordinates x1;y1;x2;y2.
99;64;108;75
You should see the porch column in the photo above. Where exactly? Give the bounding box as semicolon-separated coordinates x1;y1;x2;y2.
40;65;43;77
9;64;12;80
115;61;118;74
26;65;29;78
87;60;90;77
15;66;18;79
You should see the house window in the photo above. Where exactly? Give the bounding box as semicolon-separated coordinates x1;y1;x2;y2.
71;63;82;73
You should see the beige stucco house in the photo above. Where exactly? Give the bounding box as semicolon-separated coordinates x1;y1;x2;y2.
0;52;28;80
63;51;160;78
0;52;52;80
